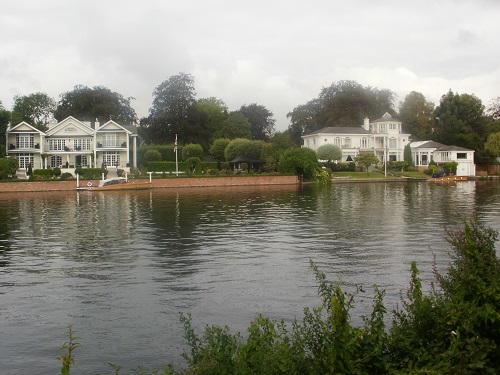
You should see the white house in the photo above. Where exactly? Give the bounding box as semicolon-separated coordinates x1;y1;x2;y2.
410;141;475;176
301;112;411;163
6;116;139;173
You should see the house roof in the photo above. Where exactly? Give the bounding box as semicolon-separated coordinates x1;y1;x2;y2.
305;126;370;136
9;122;45;134
412;140;473;152
372;112;400;123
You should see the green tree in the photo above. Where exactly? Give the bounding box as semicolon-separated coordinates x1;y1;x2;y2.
214;111;252;140
487;97;500;121
239;103;276;140
223;138;264;162
182;143;204;161
399;91;435;140
485;132;500;157
316;144;342;162
0;157;18;179
12;92;56;131
287;80;396;142
278;147;318;179
0;102;11;157
355;152;380;175
433;90;486;150
140;73;197;144
55;85;137;125
195;97;228;137
209;138;231;162
404;143;413;166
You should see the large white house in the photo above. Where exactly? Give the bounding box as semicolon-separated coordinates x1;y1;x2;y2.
6;116;139;173
301;112;411;162
410;140;475;176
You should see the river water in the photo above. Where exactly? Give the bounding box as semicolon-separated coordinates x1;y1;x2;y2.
0;181;499;374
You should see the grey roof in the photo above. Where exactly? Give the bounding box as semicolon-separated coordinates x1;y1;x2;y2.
414;141;473;152
372;112;400;123
436;145;473;152
120;124;138;135
306;126;370;136
414;141;446;149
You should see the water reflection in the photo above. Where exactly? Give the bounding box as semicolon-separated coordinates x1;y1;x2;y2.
0;182;498;374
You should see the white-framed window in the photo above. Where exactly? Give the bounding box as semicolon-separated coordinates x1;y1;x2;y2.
334;137;341;147
16;134;34;149
103;151;120;167
344;137;351;148
48;139;66;151
379;124;387;132
389;123;397;130
50;155;63;168
81;155;88;167
389;138;397;148
16;153;34;169
103;133;120;147
74;138;91;151
361;137;368;148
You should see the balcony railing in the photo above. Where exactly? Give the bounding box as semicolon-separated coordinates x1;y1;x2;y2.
9;143;40;150
96;142;127;148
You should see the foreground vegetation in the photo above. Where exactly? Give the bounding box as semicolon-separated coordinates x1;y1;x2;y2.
57;217;499;374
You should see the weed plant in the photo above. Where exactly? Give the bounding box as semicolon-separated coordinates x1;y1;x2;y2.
57;217;499;374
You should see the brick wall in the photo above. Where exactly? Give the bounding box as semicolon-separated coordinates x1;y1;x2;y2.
0;175;299;193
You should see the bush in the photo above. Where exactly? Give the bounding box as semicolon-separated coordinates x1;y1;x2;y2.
74;168;107;179
182;144;204;161
278;148;319;179
33;169;54;178
60;172;73;180
144;149;162;163
53;167;61;177
328;162;356;172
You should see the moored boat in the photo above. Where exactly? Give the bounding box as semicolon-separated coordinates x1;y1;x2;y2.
427;171;468;182
79;177;152;191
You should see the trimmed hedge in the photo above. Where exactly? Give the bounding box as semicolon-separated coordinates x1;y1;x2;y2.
148;161;231;174
33;169;54;178
74;167;108;179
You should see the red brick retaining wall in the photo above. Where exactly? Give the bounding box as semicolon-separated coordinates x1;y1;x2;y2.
0;175;298;193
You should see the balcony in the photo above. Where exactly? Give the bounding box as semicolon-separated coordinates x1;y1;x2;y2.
9;143;40;151
96;142;127;149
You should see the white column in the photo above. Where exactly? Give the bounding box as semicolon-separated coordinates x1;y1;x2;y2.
133;137;137;168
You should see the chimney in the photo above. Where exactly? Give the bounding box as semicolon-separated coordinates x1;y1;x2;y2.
363;117;370;131
95;118;100;130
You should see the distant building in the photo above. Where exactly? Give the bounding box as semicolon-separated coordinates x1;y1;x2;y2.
5;116;139;174
410;140;475;176
301;112;411;162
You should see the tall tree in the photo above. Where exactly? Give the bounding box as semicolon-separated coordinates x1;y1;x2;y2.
213;111;252;140
239;103;276;140
316;144;342;162
487;97;500;121
433;90;486;150
141;73;197;144
12;92;56;131
485;132;500;157
0;101;11;156
195;97;228;137
55;85;137;124
399;91;435;140
287;80;396;142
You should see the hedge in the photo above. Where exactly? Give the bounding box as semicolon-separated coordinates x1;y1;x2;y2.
147;161;231;173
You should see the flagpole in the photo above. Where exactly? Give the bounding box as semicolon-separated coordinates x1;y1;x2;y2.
174;134;178;176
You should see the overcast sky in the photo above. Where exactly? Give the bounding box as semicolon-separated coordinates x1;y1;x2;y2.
1;0;499;131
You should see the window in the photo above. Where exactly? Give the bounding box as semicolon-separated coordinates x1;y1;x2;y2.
81;155;88;167
457;153;467;159
48;139;66;151
50;155;63;168
380;124;387;132
389;138;397;148
17;153;34;169
334;137;341;147
103;133;120;147
389;123;397;130
16;134;34;149
360;137;368;148
74;138;91;151
103;151;120;167
344;137;351;148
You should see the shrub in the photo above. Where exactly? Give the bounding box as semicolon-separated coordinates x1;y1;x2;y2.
33;169;54;178
182;144;204;161
278;148;319;179
60;172;73;180
53;167;61;177
144;149;162;163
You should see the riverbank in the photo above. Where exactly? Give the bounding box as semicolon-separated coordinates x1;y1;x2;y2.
0;175;299;193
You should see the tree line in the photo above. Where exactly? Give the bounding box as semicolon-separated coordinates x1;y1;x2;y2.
1;74;500;163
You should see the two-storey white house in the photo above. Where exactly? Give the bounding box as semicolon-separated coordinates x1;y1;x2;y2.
301;112;411;162
6;116;139;173
410;140;475;176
